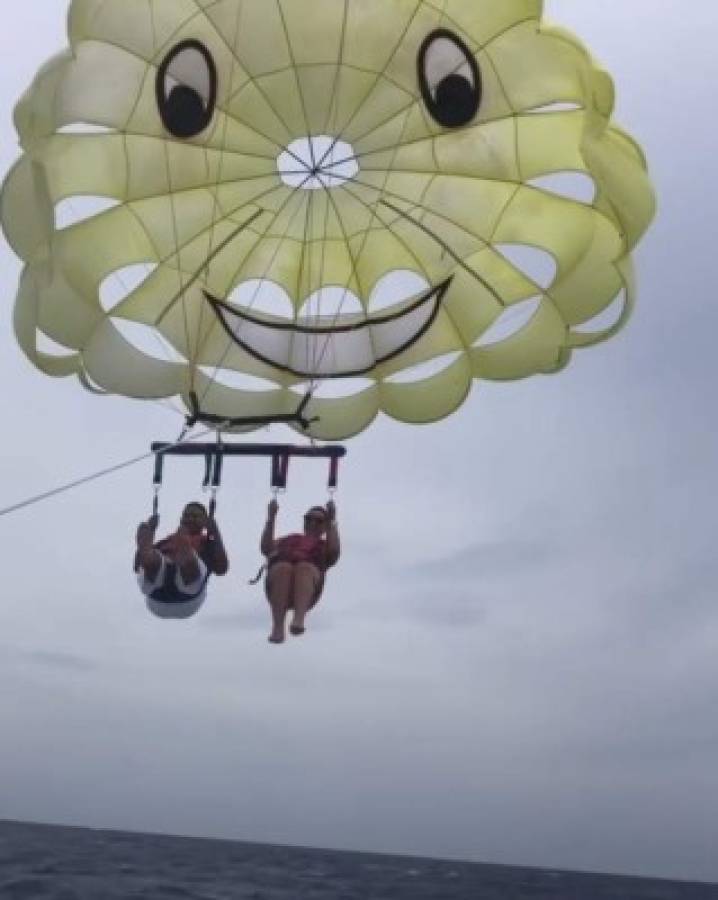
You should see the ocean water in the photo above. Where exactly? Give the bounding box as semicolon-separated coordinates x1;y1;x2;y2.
0;820;716;900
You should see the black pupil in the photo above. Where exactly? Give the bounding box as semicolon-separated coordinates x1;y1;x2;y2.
165;84;207;139
435;74;476;128
418;31;481;129
157;42;217;140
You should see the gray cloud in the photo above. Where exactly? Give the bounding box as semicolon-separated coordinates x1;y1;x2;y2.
404;539;557;582
1;645;98;674
22;650;98;673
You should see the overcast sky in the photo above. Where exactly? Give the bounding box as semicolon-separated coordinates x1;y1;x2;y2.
0;0;716;885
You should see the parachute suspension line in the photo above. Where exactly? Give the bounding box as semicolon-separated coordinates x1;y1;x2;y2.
311;0;482;174
319;67;420;380
276;1;333;404
155;208;265;329
194;7;304;168
379;197;507;308
192;183;321;428
310;105;417;380
65;205;169;371
304;186;326;383
347;168;493;255
65;208;186;421
303;0;349;391
335;160;513;310
149;6;195;396
152;166;320;333
338;177;498;339
311;0;423;179
147;11;289;382
275;1;316;387
161;5;345;427
277;4;316;173
313;187;365;380
313;12;351;387
198;2;247;369
195;183;309;400
0;425;214;522
63;27;186;422
310;184;335;387
296;186;315;381
191;196;304;410
297;3;384;392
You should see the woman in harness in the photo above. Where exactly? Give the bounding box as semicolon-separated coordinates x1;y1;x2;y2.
134;502;229;619
261;499;340;643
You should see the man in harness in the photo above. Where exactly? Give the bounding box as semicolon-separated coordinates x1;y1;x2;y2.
261;499;340;643
134;502;229;619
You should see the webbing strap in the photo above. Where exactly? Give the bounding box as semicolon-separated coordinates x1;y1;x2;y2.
271;452;290;490
328;456;340;490
185;391;319;432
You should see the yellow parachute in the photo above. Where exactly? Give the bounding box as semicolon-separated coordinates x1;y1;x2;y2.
1;0;655;440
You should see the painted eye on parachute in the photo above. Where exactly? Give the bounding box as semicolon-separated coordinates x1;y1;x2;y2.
418;30;481;128
156;40;218;139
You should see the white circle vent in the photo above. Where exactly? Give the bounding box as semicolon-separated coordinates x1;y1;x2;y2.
277;135;359;190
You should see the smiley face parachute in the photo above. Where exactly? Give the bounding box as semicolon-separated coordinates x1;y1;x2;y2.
1;0;655;441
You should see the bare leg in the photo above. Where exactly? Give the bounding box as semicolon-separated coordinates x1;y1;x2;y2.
265;562;293;644
290;562;321;636
136;522;162;583
174;537;201;585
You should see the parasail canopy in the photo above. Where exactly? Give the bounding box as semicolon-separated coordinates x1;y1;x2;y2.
1;0;655;440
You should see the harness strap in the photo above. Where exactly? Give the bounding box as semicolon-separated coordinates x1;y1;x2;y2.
271;453;290;490
208;441;224;519
249;563;266;586
328;456;340;490
186;391;320;432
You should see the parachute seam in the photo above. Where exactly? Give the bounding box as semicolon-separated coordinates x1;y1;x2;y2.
193;182;320;410
199;1;247;377
312;9;536;170
149;4;195;393
312;104;420;377
310;0;349;387
339;171;493;258
76;0;186;384
309;1;427;174
274;0;322;179
151;0;299;154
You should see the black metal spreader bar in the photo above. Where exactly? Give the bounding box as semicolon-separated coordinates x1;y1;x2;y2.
151;442;346;499
151;443;346;460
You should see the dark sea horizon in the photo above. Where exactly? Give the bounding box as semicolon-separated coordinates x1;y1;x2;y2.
0;819;716;899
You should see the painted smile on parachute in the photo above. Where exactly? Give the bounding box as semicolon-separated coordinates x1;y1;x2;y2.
205;278;452;379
